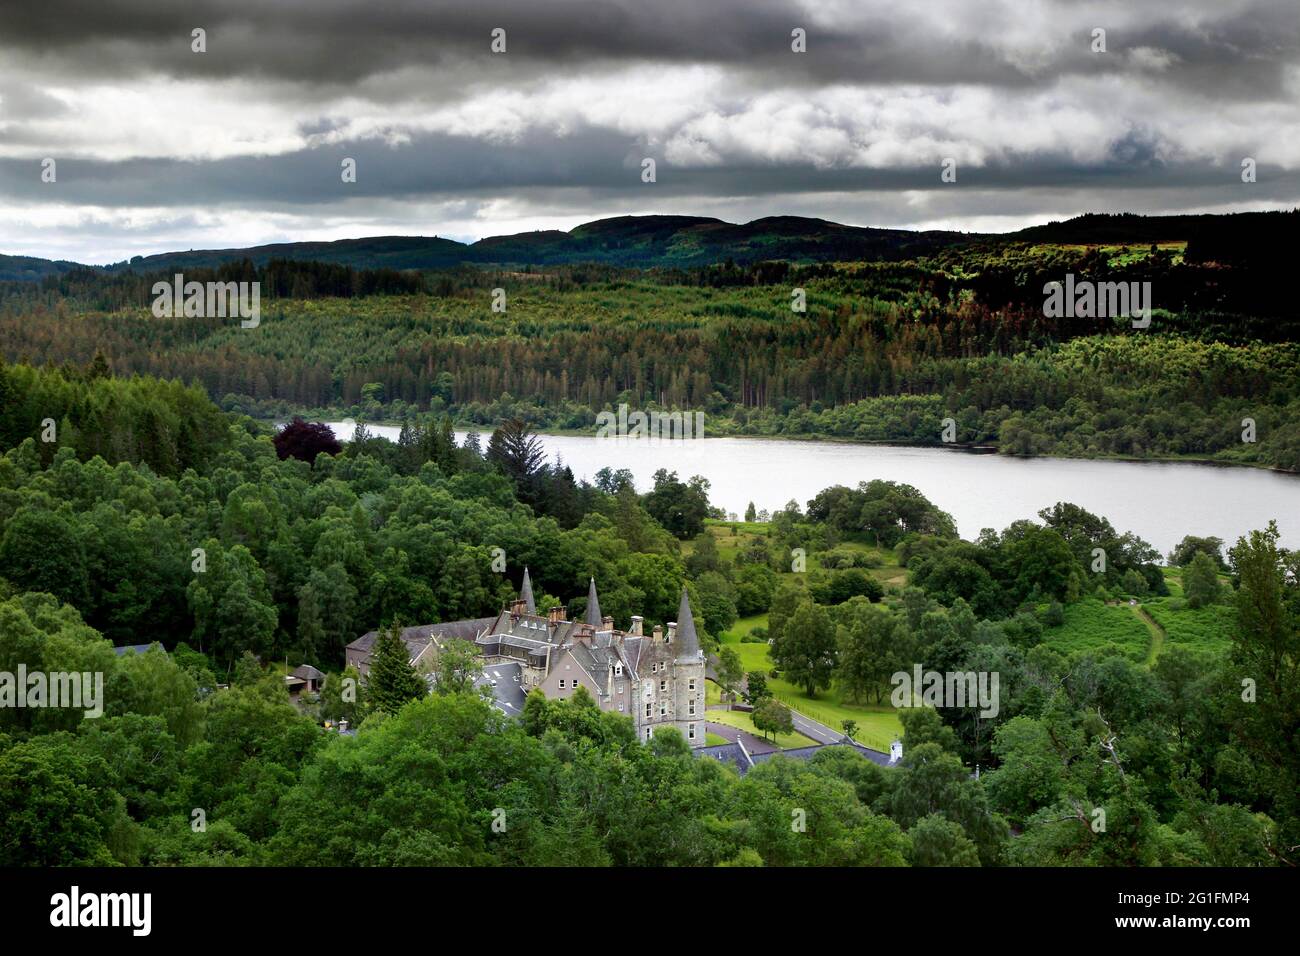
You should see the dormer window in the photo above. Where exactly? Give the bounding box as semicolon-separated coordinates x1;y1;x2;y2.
615;663;623;676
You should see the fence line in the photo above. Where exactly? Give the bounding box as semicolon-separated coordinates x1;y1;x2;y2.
770;690;894;752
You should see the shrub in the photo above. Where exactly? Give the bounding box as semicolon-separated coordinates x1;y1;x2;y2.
1042;600;1065;627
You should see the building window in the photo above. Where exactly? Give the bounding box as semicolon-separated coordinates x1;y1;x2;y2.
616;683;624;694
688;723;696;740
659;679;667;693
659;701;667;717
615;663;622;676
645;727;652;741
689;700;696;716
645;702;652;718
558;678;565;688
618;702;624;712
688;679;696;693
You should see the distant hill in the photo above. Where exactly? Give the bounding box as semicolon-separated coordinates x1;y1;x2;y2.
2;210;1293;279
1006;210;1298;265
93;214;979;273
104;234;470;273
0;253;83;282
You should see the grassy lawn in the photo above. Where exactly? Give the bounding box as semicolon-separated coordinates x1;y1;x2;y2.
704;732;729;747
1144;600;1235;654
719;609;903;752
1042;597;1151;661
825;536;907;589
706;707;816;750
724;613;768;639
718;613;775;673
703;519;770;565
766;679;902;752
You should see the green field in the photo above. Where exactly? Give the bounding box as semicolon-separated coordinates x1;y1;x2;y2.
1144;601;1236;654
1044;598;1153;661
719;613;776;673
717;604;903;753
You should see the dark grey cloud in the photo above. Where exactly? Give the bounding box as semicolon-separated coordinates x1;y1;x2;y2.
4;124;1295;210
1;0;1297;261
1;0;1295;95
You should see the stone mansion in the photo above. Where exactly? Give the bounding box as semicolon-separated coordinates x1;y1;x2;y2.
347;570;710;748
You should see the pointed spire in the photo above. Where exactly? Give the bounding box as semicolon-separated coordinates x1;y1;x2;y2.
585;577;603;626
674;586;701;658
519;567;536;614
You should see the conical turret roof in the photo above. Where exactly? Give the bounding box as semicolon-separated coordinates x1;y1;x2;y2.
519;567;536;614
675;586;701;658
585;577;603;626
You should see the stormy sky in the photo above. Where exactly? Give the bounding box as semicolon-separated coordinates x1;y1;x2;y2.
1;0;1297;263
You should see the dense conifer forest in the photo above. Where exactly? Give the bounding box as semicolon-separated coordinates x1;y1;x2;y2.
4;214;1297;471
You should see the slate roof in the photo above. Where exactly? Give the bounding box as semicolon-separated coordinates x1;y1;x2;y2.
291;664;324;681
565;641;634;697
348;617;498;659
747;741;894;768
673;586;702;659
585;577;602;625
621;636;644;680
699;742;751;774
475;661;527;717
112;643;158;656
519;568;536;614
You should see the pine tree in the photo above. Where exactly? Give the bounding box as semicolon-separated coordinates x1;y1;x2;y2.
367;622;426;714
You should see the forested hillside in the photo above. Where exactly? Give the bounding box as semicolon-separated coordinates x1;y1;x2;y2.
3;224;1298;470
0;361;1295;867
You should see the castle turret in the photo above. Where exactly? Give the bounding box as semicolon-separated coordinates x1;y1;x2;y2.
519;567;536;615
672;586;706;748
585;577;603;626
673;586;702;661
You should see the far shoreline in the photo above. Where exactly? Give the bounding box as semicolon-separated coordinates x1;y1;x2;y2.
260;414;1298;477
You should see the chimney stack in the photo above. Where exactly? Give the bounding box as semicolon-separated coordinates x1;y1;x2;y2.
548;605;566;625
652;624;663;643
667;622;677;644
630;615;643;636
602;615;614;631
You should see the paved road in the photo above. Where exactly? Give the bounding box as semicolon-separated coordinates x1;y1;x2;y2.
787;708;846;746
707;702;846;749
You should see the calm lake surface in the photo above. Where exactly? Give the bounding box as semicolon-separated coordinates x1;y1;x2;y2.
324;423;1299;554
